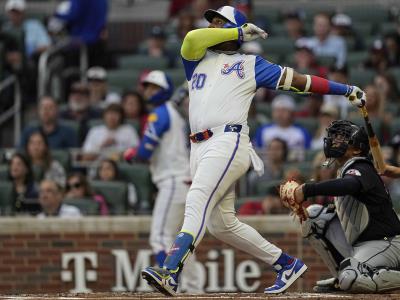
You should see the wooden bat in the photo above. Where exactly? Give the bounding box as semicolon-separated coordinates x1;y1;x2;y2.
359;105;386;173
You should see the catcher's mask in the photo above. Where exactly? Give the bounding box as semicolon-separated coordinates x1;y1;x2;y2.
323;120;370;159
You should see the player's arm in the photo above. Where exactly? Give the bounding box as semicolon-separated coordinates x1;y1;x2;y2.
123;107;170;162
381;165;400;178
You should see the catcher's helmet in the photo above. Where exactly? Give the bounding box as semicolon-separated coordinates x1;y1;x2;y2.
142;70;174;105
204;6;247;28
323;120;370;158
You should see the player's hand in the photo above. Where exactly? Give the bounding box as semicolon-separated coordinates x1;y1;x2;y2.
240;23;268;42
380;164;400;178
347;86;366;108
123;147;137;163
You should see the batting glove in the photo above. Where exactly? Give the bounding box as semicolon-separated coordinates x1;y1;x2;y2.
239;23;268;42
123;147;137;163
347;86;366;108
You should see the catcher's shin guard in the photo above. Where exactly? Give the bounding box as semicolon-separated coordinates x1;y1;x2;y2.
338;257;377;292
373;268;400;292
302;204;342;277
163;231;195;274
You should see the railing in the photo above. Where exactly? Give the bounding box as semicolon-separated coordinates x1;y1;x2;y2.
38;37;88;99
0;75;21;145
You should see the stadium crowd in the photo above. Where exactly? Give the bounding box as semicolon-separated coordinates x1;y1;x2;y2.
0;0;400;217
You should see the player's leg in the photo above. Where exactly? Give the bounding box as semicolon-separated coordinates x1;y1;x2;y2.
207;186;307;294
339;236;400;292
142;133;249;295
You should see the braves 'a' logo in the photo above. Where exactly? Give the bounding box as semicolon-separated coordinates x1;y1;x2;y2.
221;60;245;79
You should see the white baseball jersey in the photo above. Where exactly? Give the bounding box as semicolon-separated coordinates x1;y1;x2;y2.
184;50;283;133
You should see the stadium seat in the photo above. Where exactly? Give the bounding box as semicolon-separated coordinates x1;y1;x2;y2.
315;56;336;67
90;180;128;215
253;9;281;24
381;22;397;35
235;195;265;210
0;165;8;180
108;69;141;91
63;198;100;215
353;22;374;37
165;68;186;87
255;102;272;119
389;67;400;88
304;149;322;162
0;181;14;215
346;7;387;24
259;37;295;56
390;118;400;138
117;55;169;71
349;68;375;87
51;149;70;172
347;52;368;68
255;179;281;196
118;163;154;212
295;118;318;136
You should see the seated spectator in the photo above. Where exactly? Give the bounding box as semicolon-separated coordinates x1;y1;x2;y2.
60;82;102;144
331;13;363;51
8;152;39;214
311;103;339;150
20;95;78;149
37;179;81;218
247;138;288;195
239;187;286;215
292;39;328;78
2;0;51;60
349;84;385;119
25;131;66;187
304;151;337;207
87;66;121;109
283;10;306;40
384;33;400;67
323;67;351;118
297;13;347;68
169;9;196;42
95;158;137;210
65;173;109;215
295;94;323;118
121;90;148;135
364;40;389;72
0;29;23;75
82;103;139;161
254;95;311;161
374;72;400;102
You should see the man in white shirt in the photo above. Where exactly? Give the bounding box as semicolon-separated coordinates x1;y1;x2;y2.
37;179;81;218
82;103;139;160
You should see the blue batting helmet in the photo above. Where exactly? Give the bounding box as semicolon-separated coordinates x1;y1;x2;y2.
142;70;174;105
204;6;247;28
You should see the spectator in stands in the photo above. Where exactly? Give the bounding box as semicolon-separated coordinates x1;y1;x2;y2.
3;0;51;60
331;13;363;51
297;13;347;68
323;67;351;118
295;94;323;118
247;138;288;195
37;179;81;218
65;173;109;215
374;72;400;102
0;30;23;75
82;103;139;161
121;90;148;135
60;82;102;144
238;186;285;215
292;39;328;78
20;95;78;149
364;39;389;72
172;10;196;42
283;10;306;40
25;131;66;187
311;103;339;150
51;0;108;67
8;152;39;214
384;33;400;67
169;0;193;18
349;85;384;119
140;26;175;68
95;158;137;210
255;95;311;161
87;66;121;109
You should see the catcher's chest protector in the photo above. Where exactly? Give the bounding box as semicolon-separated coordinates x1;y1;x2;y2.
335;157;370;245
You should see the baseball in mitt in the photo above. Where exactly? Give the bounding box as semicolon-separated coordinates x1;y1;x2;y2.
279;180;308;222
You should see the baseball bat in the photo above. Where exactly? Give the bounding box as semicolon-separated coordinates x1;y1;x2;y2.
359;105;386;173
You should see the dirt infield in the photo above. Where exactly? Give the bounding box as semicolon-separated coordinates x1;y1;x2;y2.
1;292;400;300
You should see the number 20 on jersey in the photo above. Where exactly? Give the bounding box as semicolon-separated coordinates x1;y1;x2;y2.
191;73;207;90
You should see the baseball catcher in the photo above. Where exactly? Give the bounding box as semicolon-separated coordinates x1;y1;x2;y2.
280;120;400;293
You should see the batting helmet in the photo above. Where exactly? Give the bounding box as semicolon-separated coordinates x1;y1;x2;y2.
142;70;174;105
323;120;370;158
204;6;247;28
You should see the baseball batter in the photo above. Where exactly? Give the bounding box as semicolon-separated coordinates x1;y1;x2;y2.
141;6;366;296
291;120;400;293
124;70;202;293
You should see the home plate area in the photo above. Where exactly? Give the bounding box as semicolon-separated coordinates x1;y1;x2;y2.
1;292;400;300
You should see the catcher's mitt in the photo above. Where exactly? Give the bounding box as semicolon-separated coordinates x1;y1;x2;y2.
279;180;308;222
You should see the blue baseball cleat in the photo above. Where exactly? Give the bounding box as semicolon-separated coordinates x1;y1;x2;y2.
141;266;179;296
264;257;308;294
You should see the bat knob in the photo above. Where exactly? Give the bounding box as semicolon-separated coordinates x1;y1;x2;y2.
356;91;363;98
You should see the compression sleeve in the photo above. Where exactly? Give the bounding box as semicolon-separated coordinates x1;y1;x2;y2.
303;176;362;198
181;28;239;61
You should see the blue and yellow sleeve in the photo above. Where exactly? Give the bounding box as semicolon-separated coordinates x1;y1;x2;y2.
136;105;171;160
